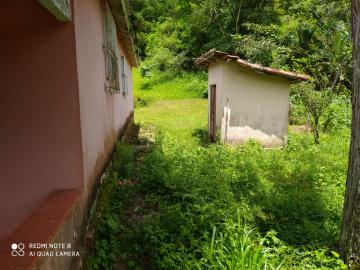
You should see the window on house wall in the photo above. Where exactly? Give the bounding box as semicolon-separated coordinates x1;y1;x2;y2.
103;2;120;93
120;56;128;95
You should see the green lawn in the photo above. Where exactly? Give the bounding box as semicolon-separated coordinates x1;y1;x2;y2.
135;99;208;143
133;69;207;106
134;68;209;143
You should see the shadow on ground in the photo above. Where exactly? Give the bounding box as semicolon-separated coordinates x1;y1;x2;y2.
192;127;211;146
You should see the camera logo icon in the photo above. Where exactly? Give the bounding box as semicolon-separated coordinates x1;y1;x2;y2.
11;243;25;257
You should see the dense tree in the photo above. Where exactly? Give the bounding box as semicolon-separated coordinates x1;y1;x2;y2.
340;0;360;267
132;0;280;70
132;0;351;93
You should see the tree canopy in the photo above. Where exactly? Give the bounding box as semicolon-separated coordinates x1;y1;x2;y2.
132;0;351;93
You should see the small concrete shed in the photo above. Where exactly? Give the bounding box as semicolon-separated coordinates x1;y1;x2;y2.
196;49;310;147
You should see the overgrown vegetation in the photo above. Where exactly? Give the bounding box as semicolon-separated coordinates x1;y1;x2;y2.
132;0;351;92
86;129;349;269
84;143;135;270
85;72;351;269
290;87;352;143
133;69;208;108
84;1;354;268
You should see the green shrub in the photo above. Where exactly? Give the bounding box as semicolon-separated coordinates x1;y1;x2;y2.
322;94;352;132
134;69;208;102
189;214;280;270
290;91;351;140
290;93;308;125
127;131;348;269
184;73;208;98
86;95;350;269
84;143;135;270
134;95;154;108
185;218;347;270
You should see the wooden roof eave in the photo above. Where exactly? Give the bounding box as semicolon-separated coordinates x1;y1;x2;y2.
195;49;310;82
108;0;139;67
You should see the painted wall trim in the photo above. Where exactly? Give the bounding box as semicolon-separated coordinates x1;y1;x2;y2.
38;0;72;22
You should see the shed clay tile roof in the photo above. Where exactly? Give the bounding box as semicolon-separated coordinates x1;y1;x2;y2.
195;49;310;82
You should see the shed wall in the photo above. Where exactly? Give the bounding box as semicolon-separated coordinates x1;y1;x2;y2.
222;62;290;138
209;61;290;144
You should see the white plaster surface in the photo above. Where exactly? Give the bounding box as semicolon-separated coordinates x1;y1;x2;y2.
74;0;134;189
208;61;290;146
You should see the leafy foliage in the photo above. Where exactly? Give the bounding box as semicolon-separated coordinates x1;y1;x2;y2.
290;84;352;143
84;143;135;270
86;127;349;269
133;68;208;108
293;83;332;143
86;95;350;269
85;2;353;268
132;0;351;94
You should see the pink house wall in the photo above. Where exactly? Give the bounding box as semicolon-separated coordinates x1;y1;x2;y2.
0;2;83;239
74;0;134;190
0;0;134;241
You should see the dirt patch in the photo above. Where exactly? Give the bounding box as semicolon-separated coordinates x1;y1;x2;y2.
111;123;158;270
122;191;147;227
123;122;156;145
290;125;312;134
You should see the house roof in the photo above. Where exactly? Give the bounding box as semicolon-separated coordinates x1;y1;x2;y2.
108;0;139;67
195;49;310;82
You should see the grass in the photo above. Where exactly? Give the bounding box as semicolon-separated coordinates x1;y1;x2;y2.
135;99;208;143
86;70;350;270
133;69;208;107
